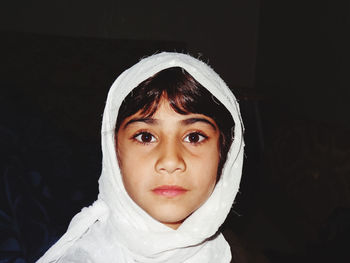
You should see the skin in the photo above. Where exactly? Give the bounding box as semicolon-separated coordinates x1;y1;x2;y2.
116;98;220;229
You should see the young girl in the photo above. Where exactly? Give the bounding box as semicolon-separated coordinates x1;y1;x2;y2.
37;52;244;262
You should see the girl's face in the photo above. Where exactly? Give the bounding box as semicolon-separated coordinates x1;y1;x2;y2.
116;98;220;229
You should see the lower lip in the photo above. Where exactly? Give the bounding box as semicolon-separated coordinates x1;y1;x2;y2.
152;187;187;197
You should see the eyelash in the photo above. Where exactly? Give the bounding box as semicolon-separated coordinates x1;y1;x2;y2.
132;131;209;145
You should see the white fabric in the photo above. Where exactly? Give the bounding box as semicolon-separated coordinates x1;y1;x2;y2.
37;52;245;263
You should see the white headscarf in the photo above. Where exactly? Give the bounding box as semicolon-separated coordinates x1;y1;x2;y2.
37;52;245;263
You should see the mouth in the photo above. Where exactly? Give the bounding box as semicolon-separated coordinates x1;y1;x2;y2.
152;185;188;197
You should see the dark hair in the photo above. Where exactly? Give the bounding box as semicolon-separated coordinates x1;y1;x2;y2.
115;67;234;177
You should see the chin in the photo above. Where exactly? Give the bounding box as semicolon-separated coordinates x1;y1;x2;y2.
149;208;192;226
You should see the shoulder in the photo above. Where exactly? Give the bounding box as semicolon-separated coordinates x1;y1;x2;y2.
58;247;94;263
57;221;124;263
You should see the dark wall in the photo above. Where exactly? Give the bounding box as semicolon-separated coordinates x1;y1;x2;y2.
256;0;350;125
249;1;350;262
0;0;260;88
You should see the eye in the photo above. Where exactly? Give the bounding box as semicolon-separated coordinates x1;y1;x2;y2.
183;132;207;144
133;132;156;143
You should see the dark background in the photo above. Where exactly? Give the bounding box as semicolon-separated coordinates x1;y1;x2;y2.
0;1;349;262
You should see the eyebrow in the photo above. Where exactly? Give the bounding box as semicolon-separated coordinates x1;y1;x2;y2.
122;117;217;130
181;118;217;130
123;117;158;129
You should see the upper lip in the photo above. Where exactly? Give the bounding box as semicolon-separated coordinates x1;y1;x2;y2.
152;185;187;191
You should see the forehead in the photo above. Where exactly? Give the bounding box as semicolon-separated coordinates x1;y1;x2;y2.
121;100;218;130
136;97;207;118
124;95;191;119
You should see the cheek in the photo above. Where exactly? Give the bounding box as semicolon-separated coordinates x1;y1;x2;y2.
117;144;153;193
190;145;220;189
191;142;220;170
118;152;141;182
195;162;218;188
118;159;145;202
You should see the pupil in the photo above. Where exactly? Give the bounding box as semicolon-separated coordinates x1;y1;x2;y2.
189;133;199;143
141;133;152;142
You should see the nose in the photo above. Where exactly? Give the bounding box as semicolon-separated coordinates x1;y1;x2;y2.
155;138;186;174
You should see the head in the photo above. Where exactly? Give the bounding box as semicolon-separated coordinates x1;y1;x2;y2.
115;67;234;229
